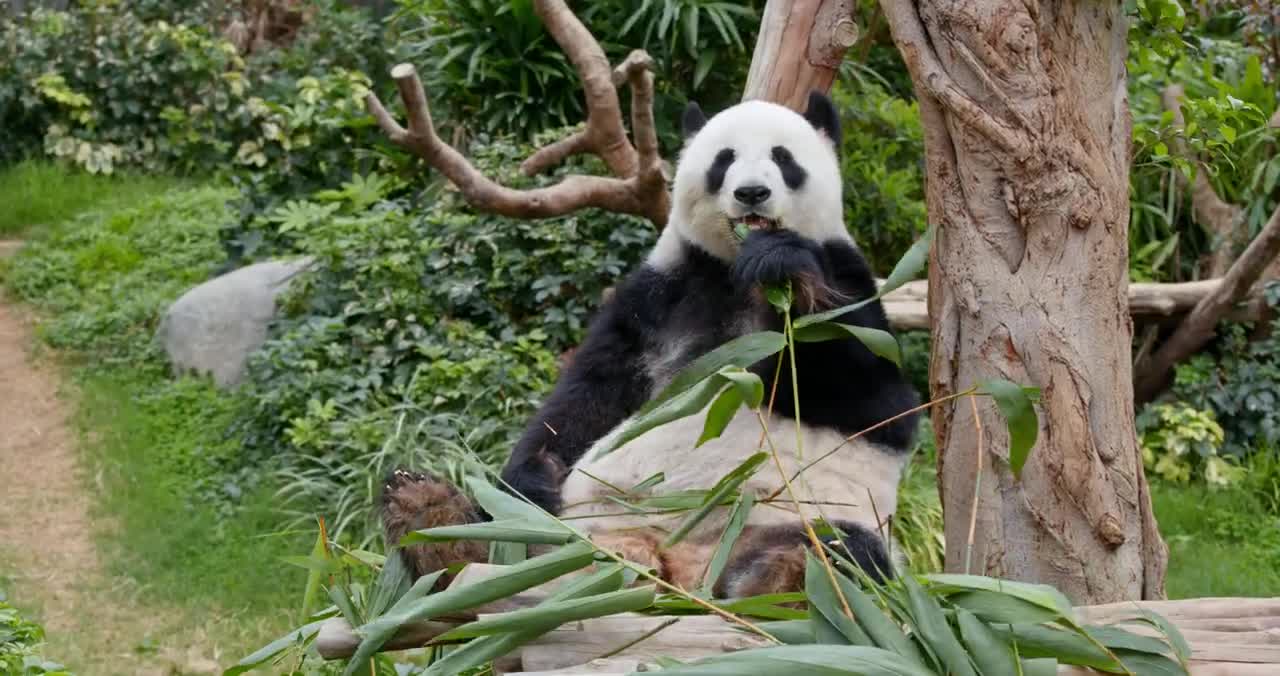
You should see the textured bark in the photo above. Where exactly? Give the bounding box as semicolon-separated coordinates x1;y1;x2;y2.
743;0;860;110
881;0;1167;602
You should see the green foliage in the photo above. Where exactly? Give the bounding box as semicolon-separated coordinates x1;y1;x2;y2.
228;134;655;545
0;600;74;676
831;75;928;276
389;0;760;147
1168;290;1280;458
3;184;234;363
1137;402;1238;485
1127;0;1279;283
0;159;185;236
0;3;247;173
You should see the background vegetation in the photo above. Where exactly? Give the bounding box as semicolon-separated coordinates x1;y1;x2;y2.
0;0;1277;672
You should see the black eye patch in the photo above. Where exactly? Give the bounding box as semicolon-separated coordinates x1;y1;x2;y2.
771;146;807;190
706;148;735;193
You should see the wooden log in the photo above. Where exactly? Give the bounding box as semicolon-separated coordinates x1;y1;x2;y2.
879;278;1269;331
500;658;641;675
314;616;459;659
516;614;769;672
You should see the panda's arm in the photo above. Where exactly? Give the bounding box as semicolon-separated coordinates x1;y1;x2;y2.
497;268;668;513
734;232;918;451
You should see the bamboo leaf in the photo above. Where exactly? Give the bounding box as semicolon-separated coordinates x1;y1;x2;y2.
345;542;596;674
975;380;1042;479
401;518;575;546
699;491;754;594
756;619;815;644
879;224;933;298
465;475;553;523
830;572;926;666
956;608;1017;676
924;574;1073;621
900;573;978;676
642;332;786;414
697;387;742;447
223;617;330;675
791;322;901;366
1101;608;1191;668
804;554;872;646
945;590;1064;625
663;453;767;547
792;226;933;330
434;586;656;641
365;550;412;619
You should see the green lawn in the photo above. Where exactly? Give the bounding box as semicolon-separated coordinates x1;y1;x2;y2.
1152;481;1280;598
0;159;185;237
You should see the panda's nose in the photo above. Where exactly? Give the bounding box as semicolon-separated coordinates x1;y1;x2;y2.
733;185;771;206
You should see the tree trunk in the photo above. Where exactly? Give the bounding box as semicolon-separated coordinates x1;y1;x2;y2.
743;0;859;110
880;0;1167;602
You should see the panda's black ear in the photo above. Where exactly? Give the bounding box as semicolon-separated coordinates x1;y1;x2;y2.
682;101;708;139
803;90;842;147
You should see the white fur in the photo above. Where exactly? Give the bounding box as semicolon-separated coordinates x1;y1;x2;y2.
648;100;849;270
561;407;906;544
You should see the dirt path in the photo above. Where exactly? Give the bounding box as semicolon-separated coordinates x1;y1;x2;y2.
0;242;221;675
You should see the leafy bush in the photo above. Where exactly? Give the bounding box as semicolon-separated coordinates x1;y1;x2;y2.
1168;288;1280;459
1127;0;1279;283
1136;402;1239;485
227;133;655;543
831;76;928;276
0;4;247;173
389;0;760;147
0;599;74;676
3;185;233;363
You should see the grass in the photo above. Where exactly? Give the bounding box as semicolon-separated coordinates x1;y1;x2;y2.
0;159;185;237
1;166;310;670
1151;481;1280;598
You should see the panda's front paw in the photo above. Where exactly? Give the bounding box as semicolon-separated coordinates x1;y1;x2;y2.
732;229;824;291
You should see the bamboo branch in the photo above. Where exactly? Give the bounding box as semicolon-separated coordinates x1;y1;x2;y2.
1135;201;1280;404
365;0;670;226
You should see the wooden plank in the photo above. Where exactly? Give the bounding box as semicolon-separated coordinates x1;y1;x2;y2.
501;658;642;675
517;614;769;672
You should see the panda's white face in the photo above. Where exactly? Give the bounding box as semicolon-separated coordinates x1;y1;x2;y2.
651;96;849;266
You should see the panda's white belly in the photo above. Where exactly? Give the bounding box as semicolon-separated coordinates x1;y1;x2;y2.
559;407;906;544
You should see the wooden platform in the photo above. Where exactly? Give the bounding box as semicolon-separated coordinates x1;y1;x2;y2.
315;564;1280;674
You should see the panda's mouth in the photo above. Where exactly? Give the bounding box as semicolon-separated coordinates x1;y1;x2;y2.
730;214;780;232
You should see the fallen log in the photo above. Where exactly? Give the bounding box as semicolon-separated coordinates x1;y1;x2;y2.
313;564;1280;674
879;278;1269;331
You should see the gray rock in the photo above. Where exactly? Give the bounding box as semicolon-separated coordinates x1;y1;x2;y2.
159;257;314;387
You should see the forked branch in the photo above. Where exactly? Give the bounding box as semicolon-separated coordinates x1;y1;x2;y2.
365;0;670;226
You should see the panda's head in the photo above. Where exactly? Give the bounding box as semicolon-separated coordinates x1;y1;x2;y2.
658;91;846;264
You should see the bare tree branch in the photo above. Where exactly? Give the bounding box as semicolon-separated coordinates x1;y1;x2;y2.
365;0;671;226
367;64;669;224
1161;85;1246;277
1136;201;1280;404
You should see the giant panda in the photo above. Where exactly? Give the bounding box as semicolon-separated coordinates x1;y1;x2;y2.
382;91;920;598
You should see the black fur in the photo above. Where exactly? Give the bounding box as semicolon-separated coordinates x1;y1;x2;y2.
682;101;708;138
499;244;754;513
803;90;842;147
706;148;734;193
500;230;918;514
771;145;808;190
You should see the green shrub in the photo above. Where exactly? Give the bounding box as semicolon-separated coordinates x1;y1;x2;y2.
831;76;928;276
3;185;234;363
227;133;656;544
0;600;74;676
1136;401;1239;485
1169;288;1280;459
389;0;760;148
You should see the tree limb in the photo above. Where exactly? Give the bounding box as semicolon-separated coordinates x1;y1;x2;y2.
1135;201;1280;404
365;0;670;226
1161;85;1245;277
743;0;860;110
